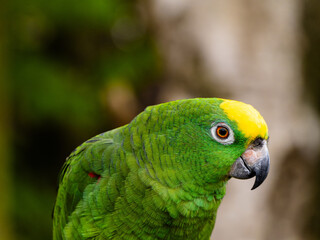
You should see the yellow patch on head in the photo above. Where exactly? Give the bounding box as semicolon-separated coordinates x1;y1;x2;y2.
220;99;268;140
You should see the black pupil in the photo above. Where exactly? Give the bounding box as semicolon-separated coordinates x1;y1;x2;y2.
218;127;228;137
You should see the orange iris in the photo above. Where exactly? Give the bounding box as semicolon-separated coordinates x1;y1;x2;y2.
216;126;229;138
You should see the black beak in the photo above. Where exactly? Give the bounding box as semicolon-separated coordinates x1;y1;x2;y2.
229;139;270;190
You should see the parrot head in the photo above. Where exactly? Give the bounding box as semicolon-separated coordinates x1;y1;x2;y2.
218;99;269;189
205;98;270;189
142;98;270;190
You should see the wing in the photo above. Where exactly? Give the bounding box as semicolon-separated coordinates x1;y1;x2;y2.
53;127;125;239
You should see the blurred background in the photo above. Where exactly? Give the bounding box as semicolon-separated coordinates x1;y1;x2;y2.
0;0;320;239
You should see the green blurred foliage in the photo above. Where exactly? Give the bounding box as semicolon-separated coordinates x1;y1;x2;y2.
4;0;161;239
8;0;159;129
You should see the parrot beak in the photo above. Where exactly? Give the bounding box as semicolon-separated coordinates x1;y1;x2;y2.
229;138;270;190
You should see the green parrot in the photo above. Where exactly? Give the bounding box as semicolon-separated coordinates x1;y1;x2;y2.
53;98;270;240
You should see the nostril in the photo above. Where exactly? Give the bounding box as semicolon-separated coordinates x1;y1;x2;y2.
252;137;263;148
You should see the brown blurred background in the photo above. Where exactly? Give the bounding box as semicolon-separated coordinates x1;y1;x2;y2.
0;0;320;239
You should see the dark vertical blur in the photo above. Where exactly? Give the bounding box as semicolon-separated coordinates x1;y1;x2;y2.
2;0;161;239
303;0;320;113
303;0;320;239
0;0;13;238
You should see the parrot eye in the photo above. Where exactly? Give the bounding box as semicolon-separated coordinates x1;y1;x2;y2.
216;126;229;138
211;122;235;145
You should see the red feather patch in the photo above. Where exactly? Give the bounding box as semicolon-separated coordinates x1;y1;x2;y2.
88;172;99;178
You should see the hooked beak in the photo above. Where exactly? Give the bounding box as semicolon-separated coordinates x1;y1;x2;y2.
229;138;270;190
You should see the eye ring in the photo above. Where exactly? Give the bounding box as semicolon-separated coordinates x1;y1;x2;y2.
211;122;235;145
